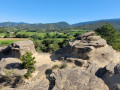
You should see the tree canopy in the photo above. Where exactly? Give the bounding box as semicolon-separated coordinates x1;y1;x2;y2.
95;23;120;51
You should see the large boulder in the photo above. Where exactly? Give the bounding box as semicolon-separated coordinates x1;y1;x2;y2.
10;40;36;58
0;40;36;58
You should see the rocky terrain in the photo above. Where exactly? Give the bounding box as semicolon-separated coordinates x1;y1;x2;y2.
0;32;120;90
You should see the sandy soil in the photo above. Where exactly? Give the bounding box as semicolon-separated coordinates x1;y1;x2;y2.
33;53;53;67
33;53;62;68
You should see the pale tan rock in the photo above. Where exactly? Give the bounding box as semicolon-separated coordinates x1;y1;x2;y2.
52;68;109;90
10;40;36;58
57;32;120;67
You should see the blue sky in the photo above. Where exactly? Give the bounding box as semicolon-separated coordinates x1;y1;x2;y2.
0;0;120;24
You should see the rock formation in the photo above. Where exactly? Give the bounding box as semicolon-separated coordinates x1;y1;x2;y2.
52;68;109;90
0;32;120;90
56;32;120;67
52;32;120;90
0;40;36;58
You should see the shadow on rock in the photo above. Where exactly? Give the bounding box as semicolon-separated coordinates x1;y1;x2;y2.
50;52;61;61
0;75;24;88
95;65;120;90
45;69;55;90
95;67;107;78
5;63;23;70
74;60;83;67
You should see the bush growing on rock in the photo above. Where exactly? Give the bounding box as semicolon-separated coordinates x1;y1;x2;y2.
51;65;59;70
3;69;14;80
51;63;67;70
59;63;67;69
20;52;36;78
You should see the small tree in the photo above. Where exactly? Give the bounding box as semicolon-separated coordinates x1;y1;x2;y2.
58;39;69;48
20;52;36;78
95;23;120;51
48;43;59;52
4;31;10;38
67;35;75;41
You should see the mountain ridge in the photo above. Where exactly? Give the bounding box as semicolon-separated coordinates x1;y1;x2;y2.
1;18;120;31
72;18;120;31
72;18;120;26
0;22;70;30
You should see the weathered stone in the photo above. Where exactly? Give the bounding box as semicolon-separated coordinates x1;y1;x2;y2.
10;40;36;58
56;32;120;67
0;40;36;58
0;58;27;76
106;63;117;73
51;68;108;90
77;32;95;40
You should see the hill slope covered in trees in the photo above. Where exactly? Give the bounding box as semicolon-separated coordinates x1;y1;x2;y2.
72;18;120;31
1;18;120;31
0;22;70;30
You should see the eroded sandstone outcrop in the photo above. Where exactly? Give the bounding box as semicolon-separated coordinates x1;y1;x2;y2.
56;32;120;67
10;40;36;58
51;32;120;90
0;40;36;58
51;68;109;90
100;63;120;90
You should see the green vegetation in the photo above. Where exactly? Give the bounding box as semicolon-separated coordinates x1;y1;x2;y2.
20;52;36;78
0;33;6;37
0;25;88;53
20;29;87;53
51;63;67;70
59;63;67;69
0;22;70;31
0;40;17;46
73;19;120;31
0;38;28;46
3;69;14;80
95;23;120;51
4;32;10;38
51;65;59;70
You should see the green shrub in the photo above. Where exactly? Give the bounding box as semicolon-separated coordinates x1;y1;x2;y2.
58;39;69;48
31;34;43;40
51;65;59;70
95;23;120;51
59;63;67;69
3;69;14;80
48;43;59;52
4;34;10;38
20;52;36;78
24;67;35;78
67;35;75;41
16;34;29;38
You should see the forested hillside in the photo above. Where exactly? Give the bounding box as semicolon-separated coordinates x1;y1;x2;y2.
1;18;120;31
73;19;120;31
0;22;70;30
